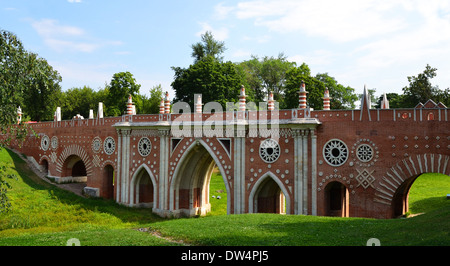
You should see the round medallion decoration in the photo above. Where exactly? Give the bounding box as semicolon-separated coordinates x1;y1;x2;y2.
323;139;348;166
103;137;116;155
41;135;50;151
259;139;280;163
138;137;152;157
51;136;58;150
92;137;102;153
356;144;373;162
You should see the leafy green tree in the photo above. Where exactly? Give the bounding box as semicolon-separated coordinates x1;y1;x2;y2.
375;93;404;109
284;64;358;110
105;71;141;116
1;30;27;127
22;53;62;121
191;31;226;63
402;65;449;107
172;56;247;109
238;54;296;104
60;86;99;120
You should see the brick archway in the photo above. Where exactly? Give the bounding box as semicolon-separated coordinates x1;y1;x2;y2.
375;153;450;217
169;139;230;217
129;164;157;208
249;171;291;214
55;144;93;181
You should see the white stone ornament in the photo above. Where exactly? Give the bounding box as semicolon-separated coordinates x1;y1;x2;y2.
259;139;280;163
104;137;116;155
138;137;152;157
323;139;348;166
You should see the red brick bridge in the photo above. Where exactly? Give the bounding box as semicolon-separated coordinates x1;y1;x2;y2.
8;85;450;219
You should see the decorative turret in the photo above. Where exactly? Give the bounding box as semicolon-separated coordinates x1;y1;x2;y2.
159;98;165;114
239;85;246;111
380;93;389;109
126;94;134;115
267;91;275;111
323;88;331;110
298;81;308;109
17;106;22;124
196;94;203;113
164;91;171;114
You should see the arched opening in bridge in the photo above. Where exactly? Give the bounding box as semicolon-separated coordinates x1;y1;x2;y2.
62;155;88;183
103;165;115;200
392;173;449;218
250;173;289;214
171;140;229;217
41;159;49;176
132;167;154;208
324;181;349;217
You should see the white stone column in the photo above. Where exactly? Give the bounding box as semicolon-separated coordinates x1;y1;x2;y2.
310;129;317;215
158;129;170;215
233;128;246;214
293;129;303;215
302;130;309;215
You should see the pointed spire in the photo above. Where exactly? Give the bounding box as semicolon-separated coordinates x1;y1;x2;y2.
159;98;165;114
380;93;389;109
359;85;372;121
98;103;103;119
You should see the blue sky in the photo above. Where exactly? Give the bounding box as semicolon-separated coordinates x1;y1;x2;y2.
2;0;450;101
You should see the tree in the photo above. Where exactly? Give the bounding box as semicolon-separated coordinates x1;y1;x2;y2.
22;53;62;121
172;56;247;109
0;29;32;213
238;54;296;104
105;71;141;116
284;64;358;110
401;65;448;107
60;86;99;120
191;31;226;63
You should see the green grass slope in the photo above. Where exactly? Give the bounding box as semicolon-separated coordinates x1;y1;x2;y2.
0;148;449;246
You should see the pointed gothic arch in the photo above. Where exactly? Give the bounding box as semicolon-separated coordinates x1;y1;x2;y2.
249;171;291;214
169;139;230;217
130;164;157;208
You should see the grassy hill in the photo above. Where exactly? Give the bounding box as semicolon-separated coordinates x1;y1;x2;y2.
0;147;449;246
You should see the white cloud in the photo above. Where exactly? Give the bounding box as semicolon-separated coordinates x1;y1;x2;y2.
67;0;82;3
232;0;408;43
196;22;229;41
30;18;121;53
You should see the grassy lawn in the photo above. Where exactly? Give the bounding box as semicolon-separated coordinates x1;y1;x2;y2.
0;147;449;246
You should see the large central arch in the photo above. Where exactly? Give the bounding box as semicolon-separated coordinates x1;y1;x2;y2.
170;139;230;217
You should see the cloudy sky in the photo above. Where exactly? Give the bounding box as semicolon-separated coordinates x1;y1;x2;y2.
1;0;450;100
